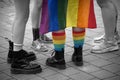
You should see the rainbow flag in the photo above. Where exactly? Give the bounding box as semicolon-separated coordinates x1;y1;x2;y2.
40;0;96;34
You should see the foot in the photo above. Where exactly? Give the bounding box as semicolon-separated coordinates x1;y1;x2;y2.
91;40;119;54
94;34;120;44
7;40;36;64
94;34;105;43
46;57;66;70
11;50;42;74
115;33;120;44
40;35;52;43
72;47;83;66
31;39;48;52
46;50;66;70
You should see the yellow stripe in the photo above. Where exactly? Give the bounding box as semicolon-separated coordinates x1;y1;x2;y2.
73;36;85;40
66;0;79;27
77;0;90;28
53;40;65;44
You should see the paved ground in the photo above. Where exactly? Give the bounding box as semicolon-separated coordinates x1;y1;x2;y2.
0;1;120;80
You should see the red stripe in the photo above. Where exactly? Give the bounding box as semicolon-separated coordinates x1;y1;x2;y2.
52;32;65;36
73;30;85;34
88;0;96;28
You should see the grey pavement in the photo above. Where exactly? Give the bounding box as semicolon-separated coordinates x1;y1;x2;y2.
0;0;120;80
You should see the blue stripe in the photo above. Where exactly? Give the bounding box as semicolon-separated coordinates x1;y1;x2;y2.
54;44;64;51
74;39;84;48
48;0;59;32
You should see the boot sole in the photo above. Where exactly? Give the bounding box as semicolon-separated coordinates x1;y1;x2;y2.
72;56;83;66
72;60;83;66
7;55;36;64
11;67;42;74
46;62;66;70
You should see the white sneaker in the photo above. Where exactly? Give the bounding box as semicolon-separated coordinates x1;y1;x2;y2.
94;34;105;43
115;33;120;44
94;34;120;44
91;41;119;54
31;39;48;52
40;35;52;43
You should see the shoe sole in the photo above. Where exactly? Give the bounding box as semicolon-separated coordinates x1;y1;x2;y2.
7;55;36;64
72;55;83;66
94;40;120;44
42;41;53;43
72;59;83;66
31;46;48;52
72;60;83;66
11;68;42;74
94;39;104;43
46;62;66;70
91;46;119;54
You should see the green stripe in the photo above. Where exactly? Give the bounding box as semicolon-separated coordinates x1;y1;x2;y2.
74;39;84;44
58;0;68;29
54;44;64;49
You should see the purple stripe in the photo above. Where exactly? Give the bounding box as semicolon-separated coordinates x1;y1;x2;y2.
39;0;49;34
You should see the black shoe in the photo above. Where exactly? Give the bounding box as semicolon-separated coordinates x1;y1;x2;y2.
7;40;36;63
72;47;83;66
46;50;66;70
11;50;42;74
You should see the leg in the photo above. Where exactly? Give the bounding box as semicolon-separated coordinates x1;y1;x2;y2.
72;27;85;66
8;0;37;63
31;0;52;43
13;0;30;50
46;30;66;70
94;0;119;43
99;0;117;41
31;0;42;41
91;0;119;53
112;0;120;43
10;0;42;74
31;0;50;52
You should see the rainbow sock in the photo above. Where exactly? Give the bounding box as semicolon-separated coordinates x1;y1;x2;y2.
72;29;85;48
52;31;66;51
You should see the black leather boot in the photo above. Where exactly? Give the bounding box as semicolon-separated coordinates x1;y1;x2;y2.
72;47;83;66
11;50;42;74
7;40;36;63
46;50;66;70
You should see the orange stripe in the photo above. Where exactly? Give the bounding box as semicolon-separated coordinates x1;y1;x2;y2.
52;36;65;40
73;33;85;37
77;0;90;28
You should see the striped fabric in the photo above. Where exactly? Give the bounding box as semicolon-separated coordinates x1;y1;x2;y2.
52;32;66;51
40;0;96;34
72;30;85;48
